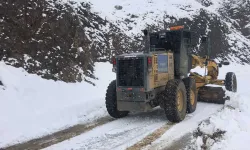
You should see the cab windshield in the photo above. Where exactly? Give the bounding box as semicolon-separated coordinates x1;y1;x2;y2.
150;31;181;51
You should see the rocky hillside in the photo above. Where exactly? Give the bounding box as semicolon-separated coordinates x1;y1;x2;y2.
0;0;249;84
219;0;250;39
88;0;250;63
0;0;142;84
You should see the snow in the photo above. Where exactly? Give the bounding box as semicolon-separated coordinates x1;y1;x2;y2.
1;54;250;150
0;62;115;147
1;0;250;149
143;63;250;150
245;23;250;28
80;0;221;35
1;61;250;150
43;110;166;150
66;0;250;65
40;63;250;150
42;13;47;17
3;59;249;150
42;103;223;150
187;65;250;150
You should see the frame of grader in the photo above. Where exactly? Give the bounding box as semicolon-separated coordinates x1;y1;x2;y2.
105;25;237;123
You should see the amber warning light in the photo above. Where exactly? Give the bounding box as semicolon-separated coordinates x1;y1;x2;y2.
170;25;184;31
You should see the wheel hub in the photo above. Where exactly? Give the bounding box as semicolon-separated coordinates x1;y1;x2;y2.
177;90;184;111
190;90;195;105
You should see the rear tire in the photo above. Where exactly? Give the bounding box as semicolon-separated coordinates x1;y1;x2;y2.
225;72;237;92
105;80;129;118
183;77;197;113
162;79;187;123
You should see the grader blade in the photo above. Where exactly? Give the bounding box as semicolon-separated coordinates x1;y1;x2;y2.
197;86;229;104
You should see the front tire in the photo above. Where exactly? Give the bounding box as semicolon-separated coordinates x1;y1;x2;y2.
225;72;237;92
105;80;129;118
162;79;187;123
183;77;197;113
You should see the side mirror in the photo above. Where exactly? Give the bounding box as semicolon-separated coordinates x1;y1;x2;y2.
222;61;230;65
201;36;211;56
218;61;230;67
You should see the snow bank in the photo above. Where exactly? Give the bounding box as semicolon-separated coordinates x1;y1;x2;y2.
190;92;250;150
143;63;250;150
0;62;115;148
188;64;250;150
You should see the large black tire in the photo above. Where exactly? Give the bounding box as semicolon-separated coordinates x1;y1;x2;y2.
105;80;129;118
183;77;197;113
162;79;187;123
225;72;237;92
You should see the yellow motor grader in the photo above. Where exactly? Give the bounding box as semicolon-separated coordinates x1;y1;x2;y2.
105;25;237;123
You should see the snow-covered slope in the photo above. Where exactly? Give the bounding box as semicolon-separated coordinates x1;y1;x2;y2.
84;0;225;34
83;0;250;64
0;62;115;147
1;0;249;84
85;0;205;35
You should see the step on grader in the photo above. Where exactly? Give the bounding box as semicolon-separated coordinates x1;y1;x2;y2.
105;25;237;123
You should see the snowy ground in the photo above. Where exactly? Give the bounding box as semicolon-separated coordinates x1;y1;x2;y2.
0;62;115;148
42;103;222;150
18;63;246;150
145;64;250;150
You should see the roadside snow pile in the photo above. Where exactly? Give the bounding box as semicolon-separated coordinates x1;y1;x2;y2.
0;62;115;148
189;93;250;150
187;66;250;150
142;63;250;150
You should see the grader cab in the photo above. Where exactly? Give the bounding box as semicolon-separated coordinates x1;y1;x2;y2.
105;25;237;123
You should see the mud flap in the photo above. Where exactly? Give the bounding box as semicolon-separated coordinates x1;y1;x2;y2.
197;86;229;104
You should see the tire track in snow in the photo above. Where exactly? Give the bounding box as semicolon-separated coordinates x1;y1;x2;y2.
4;103;223;150
42;109;167;150
3;116;114;150
126;122;175;150
3;109;166;150
125;114;200;150
42;103;223;150
143;103;223;150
